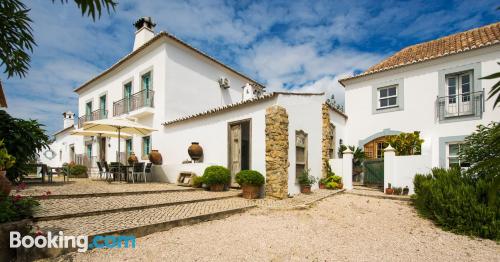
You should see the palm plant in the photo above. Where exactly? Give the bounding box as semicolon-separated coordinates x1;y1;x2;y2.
479;62;500;109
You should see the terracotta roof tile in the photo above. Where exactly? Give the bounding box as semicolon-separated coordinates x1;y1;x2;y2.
340;22;500;85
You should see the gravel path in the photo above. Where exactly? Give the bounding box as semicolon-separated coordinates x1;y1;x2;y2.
51;193;499;262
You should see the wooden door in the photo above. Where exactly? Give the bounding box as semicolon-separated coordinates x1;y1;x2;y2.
229;124;242;186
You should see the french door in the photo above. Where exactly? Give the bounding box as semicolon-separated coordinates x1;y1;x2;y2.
445;72;472;116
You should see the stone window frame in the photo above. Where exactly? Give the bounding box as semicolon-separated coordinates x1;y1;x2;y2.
295;130;308;184
437;62;482;123
438;135;466;168
372;78;404;114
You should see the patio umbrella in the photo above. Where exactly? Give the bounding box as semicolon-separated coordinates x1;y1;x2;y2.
70;129;133;162
82;118;157;168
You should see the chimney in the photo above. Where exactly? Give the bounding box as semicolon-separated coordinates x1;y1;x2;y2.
242;83;257;101
62;111;75;129
133;17;156;51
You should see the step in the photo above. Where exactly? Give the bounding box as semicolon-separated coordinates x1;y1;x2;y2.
24;187;198;200
26;198;254;260
34;190;241;221
353;186;383;192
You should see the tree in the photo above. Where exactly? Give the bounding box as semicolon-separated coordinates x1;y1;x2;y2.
0;110;50;182
479;62;500;109
386;131;424;156
0;0;117;78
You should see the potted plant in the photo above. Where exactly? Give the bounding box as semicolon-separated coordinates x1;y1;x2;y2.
297;169;317;194
0;140;15;196
319;177;328;189
235;170;265;199
393;187;403;195
202;166;231;192
402;186;410;195
385;183;394;195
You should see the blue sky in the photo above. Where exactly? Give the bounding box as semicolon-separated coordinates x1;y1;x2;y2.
2;0;499;134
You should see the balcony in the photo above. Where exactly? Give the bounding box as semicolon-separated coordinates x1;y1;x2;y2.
437;90;484;121
113;89;154;117
78;109;108;128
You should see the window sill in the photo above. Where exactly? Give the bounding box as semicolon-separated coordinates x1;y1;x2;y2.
373;105;402;114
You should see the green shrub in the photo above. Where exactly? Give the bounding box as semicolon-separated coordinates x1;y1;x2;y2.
192;176;204;188
297;169;317;186
326;181;338;189
0;195;39;223
202;166;231;186
62;163;88;177
235;170;265;186
413;167;499;240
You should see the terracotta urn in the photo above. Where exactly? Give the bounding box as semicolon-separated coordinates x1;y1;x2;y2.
127;152;138;165
300;185;311;194
337;182;343;189
210;184;224;192
241;185;260;199
148;150;163;165
385;188;394;195
187;142;203;161
319;183;326;189
0;171;12;197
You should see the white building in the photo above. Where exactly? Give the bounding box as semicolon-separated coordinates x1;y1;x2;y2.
54;17;347;198
339;22;500;192
39;111;79;167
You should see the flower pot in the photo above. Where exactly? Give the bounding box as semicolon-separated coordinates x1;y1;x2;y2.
0;171;12;196
319;183;326;189
210;184;224;192
385;188;394;195
402;187;409;195
127;153;138;165
300;185;312;194
148;150;163;165
337;182;343;189
241;185;260;199
187;142;203;161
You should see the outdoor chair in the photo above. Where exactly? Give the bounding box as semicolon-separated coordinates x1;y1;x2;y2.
131;162;145;183
102;161;113;181
109;162;121;181
144;162;153;183
96;162;105;180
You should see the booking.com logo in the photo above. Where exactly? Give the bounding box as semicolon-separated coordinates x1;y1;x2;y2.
10;231;136;252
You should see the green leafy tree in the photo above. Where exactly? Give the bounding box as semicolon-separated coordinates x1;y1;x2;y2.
0;0;117;78
338;145;366;168
459;122;500;207
0;110;50;182
386;131;424;156
479;62;500;109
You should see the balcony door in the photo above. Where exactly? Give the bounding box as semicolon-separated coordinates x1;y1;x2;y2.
445;72;472;117
99;95;107;119
85;101;93;118
141;72;152;107
124;82;132;112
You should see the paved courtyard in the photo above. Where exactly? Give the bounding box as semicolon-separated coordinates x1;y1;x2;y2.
49;193;499;262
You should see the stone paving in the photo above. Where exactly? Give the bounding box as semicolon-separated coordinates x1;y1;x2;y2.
14;178;190;197
252;189;344;209
35;198;255;237
34;190;241;219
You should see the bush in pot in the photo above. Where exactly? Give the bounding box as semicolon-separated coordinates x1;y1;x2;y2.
297;169;317;194
202;166;231;191
235;170;265;199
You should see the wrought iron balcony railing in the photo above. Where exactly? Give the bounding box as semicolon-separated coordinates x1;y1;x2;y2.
437;90;484;121
113;89;154;116
78;109;108;128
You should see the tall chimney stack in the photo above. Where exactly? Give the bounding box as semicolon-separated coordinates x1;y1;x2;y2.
62;111;75;129
133;17;156;51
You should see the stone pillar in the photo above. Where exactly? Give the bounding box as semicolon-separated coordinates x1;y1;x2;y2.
265;106;289;199
342;148;353;190
384;145;396;192
321;103;332;177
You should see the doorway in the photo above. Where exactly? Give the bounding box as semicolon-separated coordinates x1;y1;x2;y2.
99;137;106;162
228;120;251;187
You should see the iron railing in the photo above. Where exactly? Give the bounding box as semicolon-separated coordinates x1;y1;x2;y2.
78;109;108;128
437;90;484;121
113;89;154;116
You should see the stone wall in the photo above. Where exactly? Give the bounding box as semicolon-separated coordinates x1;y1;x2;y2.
321;103;332;177
265;106;289;199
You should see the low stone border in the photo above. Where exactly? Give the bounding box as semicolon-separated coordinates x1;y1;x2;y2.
34;194;240;221
346;191;412;202
28;187;199;200
255;189;345;210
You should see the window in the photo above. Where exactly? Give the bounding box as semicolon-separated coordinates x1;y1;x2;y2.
86;143;92;159
141;72;152;106
376;142;388;159
85;101;93;116
378;85;398;109
295;130;308;182
125;139;133;158
328;124;335;159
124;82;132;111
446;71;472;104
142;136;151;158
99;95;107;118
447;143;468;168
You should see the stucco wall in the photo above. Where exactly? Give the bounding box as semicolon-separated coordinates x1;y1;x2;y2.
344;45;500;168
39;128;80;167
